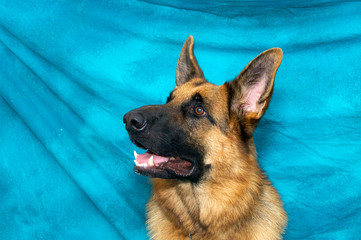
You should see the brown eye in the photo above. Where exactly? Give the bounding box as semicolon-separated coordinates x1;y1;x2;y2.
194;106;205;115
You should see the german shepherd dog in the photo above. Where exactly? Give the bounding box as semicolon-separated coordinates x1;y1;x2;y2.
123;36;287;239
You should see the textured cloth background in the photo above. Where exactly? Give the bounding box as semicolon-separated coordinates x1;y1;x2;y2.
1;0;361;239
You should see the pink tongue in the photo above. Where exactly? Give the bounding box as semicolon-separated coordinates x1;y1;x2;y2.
136;152;169;165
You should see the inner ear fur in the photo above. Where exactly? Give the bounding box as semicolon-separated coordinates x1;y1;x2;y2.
228;48;283;132
176;36;205;86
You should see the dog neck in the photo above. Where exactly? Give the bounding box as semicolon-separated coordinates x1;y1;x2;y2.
151;145;264;237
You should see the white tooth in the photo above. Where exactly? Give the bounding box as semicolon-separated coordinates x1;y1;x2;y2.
170;157;175;160
148;156;154;166
134;160;143;167
134;150;138;159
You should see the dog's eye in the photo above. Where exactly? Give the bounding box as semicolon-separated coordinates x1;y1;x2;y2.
194;106;205;116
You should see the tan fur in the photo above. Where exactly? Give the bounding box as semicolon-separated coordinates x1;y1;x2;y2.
146;81;287;239
142;37;287;239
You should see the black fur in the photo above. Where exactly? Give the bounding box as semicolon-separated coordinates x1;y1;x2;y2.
124;105;204;182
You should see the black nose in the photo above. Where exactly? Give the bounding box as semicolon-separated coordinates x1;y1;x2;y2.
123;111;147;131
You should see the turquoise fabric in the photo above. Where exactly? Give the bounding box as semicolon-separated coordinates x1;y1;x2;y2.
1;0;360;239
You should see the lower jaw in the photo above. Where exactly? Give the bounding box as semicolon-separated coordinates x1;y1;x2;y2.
134;164;197;180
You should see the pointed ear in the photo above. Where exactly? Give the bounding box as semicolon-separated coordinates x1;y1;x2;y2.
176;36;205;86
228;48;283;133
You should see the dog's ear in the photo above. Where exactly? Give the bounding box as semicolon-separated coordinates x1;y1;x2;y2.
176;36;205;86
228;48;283;133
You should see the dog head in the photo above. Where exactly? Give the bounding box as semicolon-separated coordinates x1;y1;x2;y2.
123;36;282;182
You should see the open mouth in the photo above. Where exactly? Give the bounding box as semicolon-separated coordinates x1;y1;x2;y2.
133;150;195;178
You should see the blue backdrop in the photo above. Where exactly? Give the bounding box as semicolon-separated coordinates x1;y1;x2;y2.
1;0;361;239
